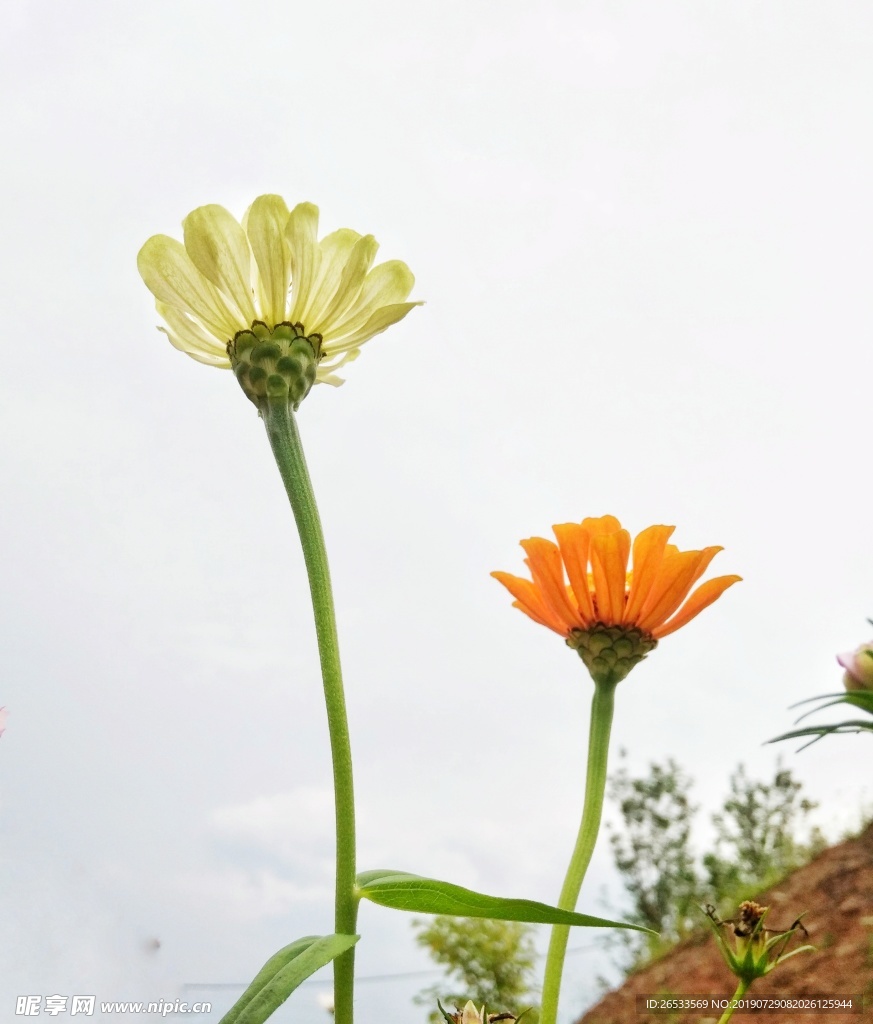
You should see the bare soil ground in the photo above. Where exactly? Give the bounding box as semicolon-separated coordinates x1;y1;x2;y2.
578;822;873;1023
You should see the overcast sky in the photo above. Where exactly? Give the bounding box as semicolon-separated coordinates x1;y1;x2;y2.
2;2;872;1022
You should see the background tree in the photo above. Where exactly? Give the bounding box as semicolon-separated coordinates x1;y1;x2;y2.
605;751;702;967
605;754;826;973
412;916;540;1023
704;761;826;902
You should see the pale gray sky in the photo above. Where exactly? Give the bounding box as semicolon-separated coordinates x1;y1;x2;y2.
2;2;872;1022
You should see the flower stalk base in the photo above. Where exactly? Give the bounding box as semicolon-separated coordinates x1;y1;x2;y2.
539;677;617;1024
717;980;752;1024
259;396;358;1024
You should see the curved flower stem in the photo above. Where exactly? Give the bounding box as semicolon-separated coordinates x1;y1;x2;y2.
262;399;358;1024
717;980;751;1024
540;678;617;1024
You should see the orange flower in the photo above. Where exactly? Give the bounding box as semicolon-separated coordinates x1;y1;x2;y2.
492;515;740;683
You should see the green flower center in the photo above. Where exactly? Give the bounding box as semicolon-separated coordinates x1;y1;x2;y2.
228;321;323;410
566;624;657;685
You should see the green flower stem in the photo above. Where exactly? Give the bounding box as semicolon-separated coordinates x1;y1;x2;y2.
717;980;751;1024
262;399;358;1024
540;678;617;1024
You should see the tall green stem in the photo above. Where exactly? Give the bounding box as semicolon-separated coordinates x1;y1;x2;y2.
540;679;617;1024
717;980;751;1024
262;399;358;1024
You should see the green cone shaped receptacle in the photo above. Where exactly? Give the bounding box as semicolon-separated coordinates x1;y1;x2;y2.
566;624;657;685
229;321;323;411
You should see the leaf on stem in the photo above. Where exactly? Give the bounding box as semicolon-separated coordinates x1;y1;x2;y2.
219;933;359;1024
768;720;873;750
356;870;653;933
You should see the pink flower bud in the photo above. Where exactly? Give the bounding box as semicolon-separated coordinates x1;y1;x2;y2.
837;643;873;691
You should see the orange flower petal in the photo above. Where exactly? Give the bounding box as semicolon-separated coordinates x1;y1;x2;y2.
581;515;622;537
519;537;580;631
623;524;675;623
490;571;566;634
511;599;561;631
553;523;595;624
495;517;739;651
638;546;722;633
653;575;742;638
590;529;631;625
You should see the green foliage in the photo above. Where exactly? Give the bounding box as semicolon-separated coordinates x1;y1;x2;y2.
769;689;873;747
413;916;540;1024
605;752;702;967
605;755;825;973
607;753;700;941
703;762;826;904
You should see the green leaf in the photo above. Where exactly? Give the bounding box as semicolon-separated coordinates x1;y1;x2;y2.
789;691;873;717
768;720;873;746
843;691;873;713
798;694;873;721
219;933;359;1024
356;870;653;933
437;999;455;1023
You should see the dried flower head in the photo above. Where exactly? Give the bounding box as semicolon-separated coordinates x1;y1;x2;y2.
704;901;814;984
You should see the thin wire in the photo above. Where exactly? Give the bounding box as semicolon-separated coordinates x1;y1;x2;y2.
181;941;601;991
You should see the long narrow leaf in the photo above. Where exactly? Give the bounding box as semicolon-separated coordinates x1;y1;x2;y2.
219;933;359;1024
787;691;848;709
843;691;873;712
768;720;873;751
220;936;317;1024
356;870;653;933
793;694;873;723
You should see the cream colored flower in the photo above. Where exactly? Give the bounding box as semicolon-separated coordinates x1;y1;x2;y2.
137;195;420;386
444;1002;517;1024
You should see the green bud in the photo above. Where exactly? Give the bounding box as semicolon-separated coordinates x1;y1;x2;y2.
837;642;873;692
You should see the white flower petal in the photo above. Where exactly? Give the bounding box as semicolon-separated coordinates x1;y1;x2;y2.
183;205;256;324
244;195;292;325
138;235;242;339
303;229;364;331
316;348;361;387
156;301;231;366
159;328;230;366
325;301;421;354
318;347;360;372
325;260;416;341
285;202;321;325
461;1003;484;1024
310;234;380;336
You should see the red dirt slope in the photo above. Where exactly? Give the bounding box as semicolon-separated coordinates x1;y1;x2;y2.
578;822;873;1023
